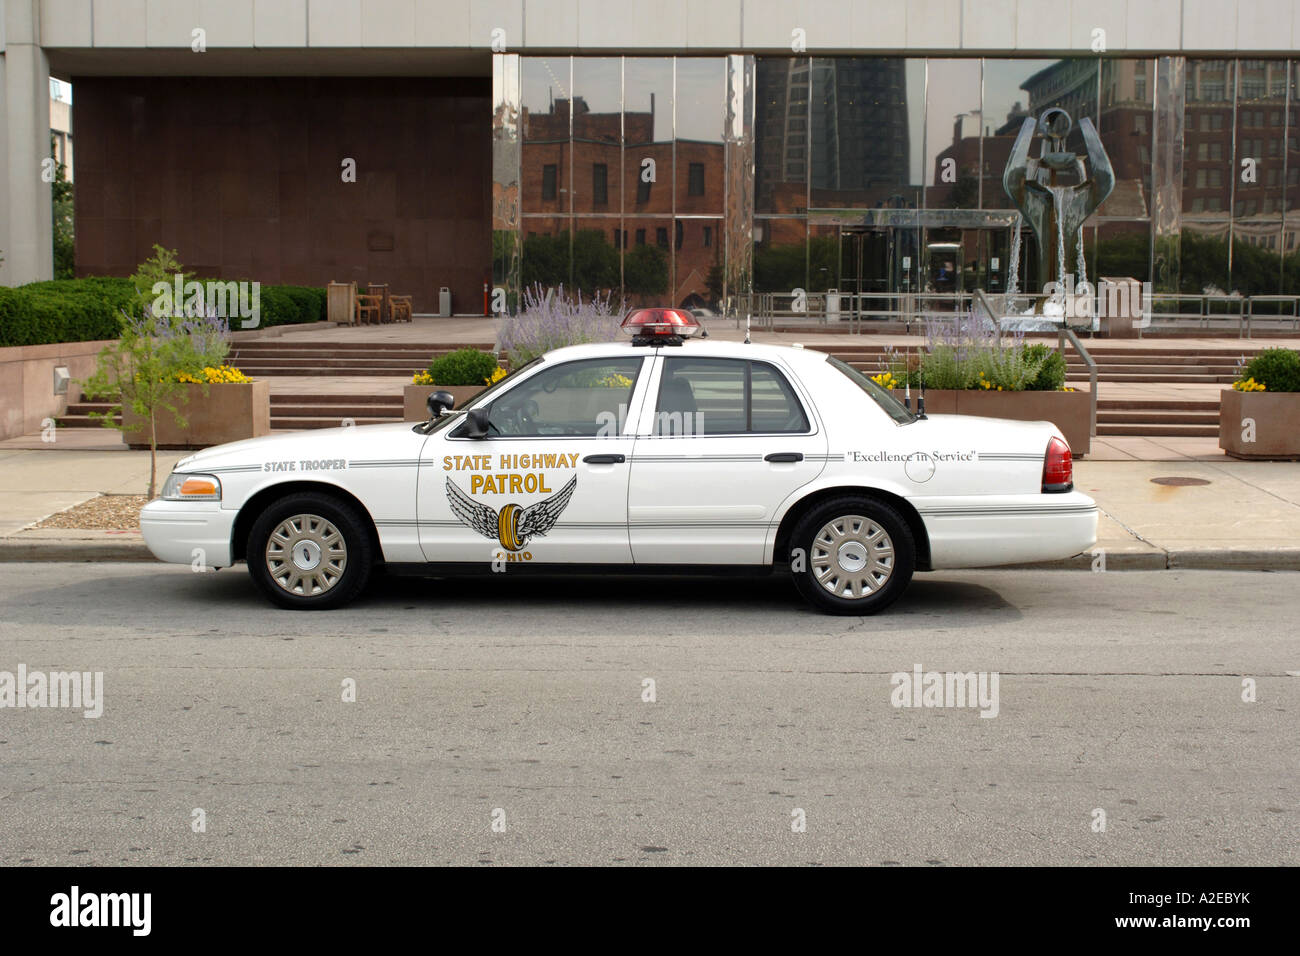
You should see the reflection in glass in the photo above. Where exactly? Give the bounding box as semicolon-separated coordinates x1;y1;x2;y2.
1180;220;1232;294
522;57;573;217
753;218;806;293
675;217;724;309
623;217;673;306
1182;58;1235;217
1096;58;1154;217
1230;59;1286;295
1093;221;1152;284
493;54;522;314
981;59;1063;211
572;58;623;216
755;57;809;215
926;59;982;209
675;58;726;219
723;54;754;310
625;58;674;219
571;218;621;302
807;57;924;211
1152;56;1185;294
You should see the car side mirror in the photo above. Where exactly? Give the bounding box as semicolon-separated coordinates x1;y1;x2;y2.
427;390;456;417
463;407;491;439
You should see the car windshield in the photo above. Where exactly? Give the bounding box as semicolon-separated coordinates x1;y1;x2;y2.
826;356;916;425
417;356;544;433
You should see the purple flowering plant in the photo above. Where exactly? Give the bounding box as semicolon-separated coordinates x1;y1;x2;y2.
497;283;624;366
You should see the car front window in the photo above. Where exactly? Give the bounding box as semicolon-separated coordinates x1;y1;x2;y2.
481;357;643;437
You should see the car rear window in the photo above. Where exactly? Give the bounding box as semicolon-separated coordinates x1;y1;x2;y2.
826;356;916;425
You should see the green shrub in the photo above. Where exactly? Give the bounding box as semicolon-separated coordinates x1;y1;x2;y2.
1243;348;1300;392
0;278;138;347
427;348;500;386
896;341;1070;392
1023;343;1067;391
0;276;324;347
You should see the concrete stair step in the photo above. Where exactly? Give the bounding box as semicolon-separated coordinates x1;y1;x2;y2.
1097;411;1220;425
273;404;402;418
55;413;119;428
270;416;402;429
1097;423;1221;437
1098;399;1219;411
1069;373;1235;383
232;357;425;368
234;366;418;377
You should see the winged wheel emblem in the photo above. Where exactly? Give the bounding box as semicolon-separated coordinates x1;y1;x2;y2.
446;476;577;551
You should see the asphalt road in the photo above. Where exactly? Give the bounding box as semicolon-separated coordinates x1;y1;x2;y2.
0;562;1295;866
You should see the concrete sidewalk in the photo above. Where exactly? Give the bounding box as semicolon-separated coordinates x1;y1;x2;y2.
0;446;1297;569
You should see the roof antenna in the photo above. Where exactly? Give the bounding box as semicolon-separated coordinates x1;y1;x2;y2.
904;349;911;412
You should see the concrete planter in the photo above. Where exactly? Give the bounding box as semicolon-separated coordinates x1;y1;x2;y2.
1219;389;1300;460
124;380;270;450
403;384;487;421
893;388;1091;455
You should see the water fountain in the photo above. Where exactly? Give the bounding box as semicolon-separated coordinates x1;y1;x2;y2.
998;108;1114;328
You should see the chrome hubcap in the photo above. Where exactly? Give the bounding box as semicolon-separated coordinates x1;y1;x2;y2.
811;514;894;599
266;513;347;596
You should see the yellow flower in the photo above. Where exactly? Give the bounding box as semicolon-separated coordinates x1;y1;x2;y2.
174;364;251;384
412;370;435;386
484;366;507;385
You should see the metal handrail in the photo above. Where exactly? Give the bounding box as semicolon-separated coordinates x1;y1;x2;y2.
972;288;1099;439
736;288;1300;339
1060;326;1098;438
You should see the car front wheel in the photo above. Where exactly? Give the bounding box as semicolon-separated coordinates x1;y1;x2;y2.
789;496;915;615
246;492;373;610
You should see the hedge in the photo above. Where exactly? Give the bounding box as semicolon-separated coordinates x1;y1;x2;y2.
0;277;326;348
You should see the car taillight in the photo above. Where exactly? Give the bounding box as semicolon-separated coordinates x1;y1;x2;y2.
1042;437;1073;493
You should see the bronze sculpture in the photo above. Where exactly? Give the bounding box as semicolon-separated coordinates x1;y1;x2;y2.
1002;108;1115;312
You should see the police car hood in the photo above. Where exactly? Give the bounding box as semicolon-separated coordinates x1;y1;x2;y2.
171;422;421;472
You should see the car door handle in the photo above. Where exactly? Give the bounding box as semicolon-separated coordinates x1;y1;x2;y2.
583;454;626;464
764;452;803;463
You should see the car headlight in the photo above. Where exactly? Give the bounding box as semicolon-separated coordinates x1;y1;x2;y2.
161;473;222;501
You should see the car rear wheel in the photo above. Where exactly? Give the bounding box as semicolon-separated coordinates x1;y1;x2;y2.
246;492;373;610
790;496;914;615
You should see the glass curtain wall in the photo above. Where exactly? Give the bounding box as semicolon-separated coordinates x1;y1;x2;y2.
494;54;1300;316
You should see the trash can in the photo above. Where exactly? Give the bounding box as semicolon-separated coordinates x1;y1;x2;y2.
825;289;840;320
439;287;452;317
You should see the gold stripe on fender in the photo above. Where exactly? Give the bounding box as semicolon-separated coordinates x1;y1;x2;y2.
498;503;522;551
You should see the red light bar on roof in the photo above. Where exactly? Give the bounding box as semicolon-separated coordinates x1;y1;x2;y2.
620;308;701;341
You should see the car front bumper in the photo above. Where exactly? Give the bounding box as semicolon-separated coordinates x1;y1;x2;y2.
139;499;237;568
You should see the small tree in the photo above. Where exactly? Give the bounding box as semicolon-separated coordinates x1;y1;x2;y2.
51;135;75;279
79;246;228;497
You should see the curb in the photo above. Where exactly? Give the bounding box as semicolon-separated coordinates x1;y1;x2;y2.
2;537;1299;571
1001;548;1300;572
0;539;155;562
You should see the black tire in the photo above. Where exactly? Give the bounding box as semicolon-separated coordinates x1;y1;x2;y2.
246;491;374;610
789;496;915;615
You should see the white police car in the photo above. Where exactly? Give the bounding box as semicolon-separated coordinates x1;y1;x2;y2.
140;309;1096;614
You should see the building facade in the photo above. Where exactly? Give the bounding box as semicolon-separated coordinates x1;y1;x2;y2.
2;0;1299;315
